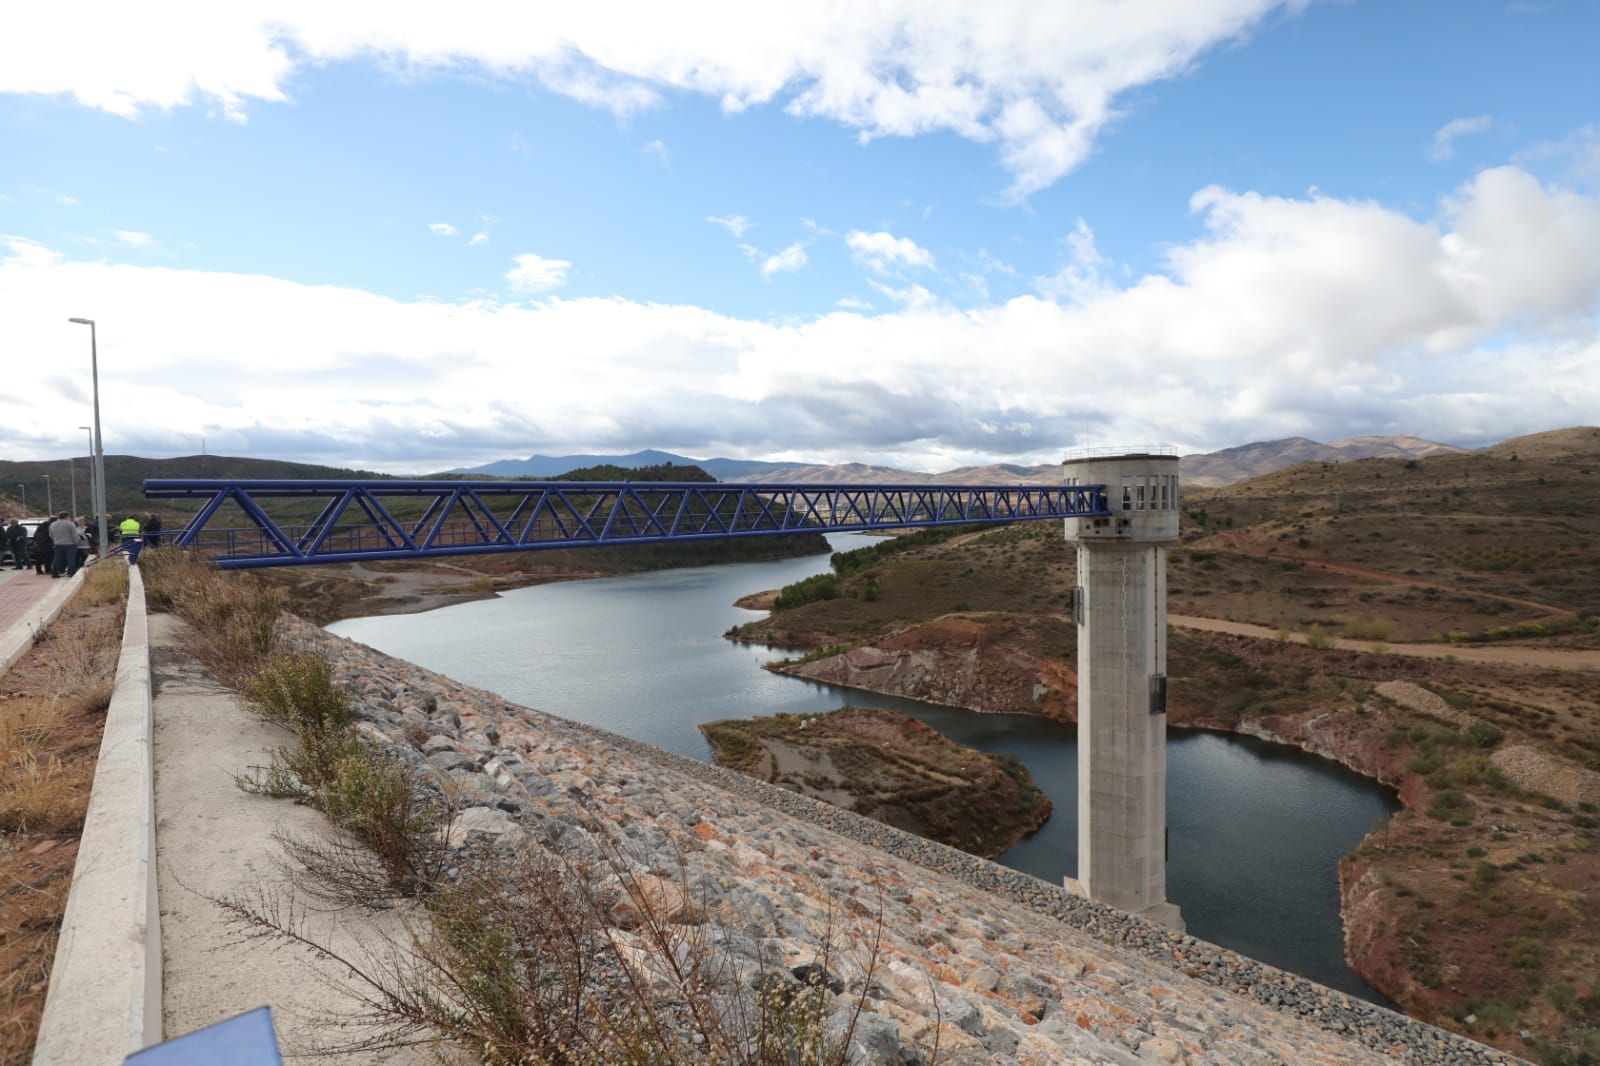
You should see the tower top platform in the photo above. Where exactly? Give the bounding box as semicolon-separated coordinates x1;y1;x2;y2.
1062;452;1179;543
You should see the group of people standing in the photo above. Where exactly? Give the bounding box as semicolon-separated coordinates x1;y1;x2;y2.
1;512;166;576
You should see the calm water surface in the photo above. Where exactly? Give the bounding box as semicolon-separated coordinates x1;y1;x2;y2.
329;534;1397;1000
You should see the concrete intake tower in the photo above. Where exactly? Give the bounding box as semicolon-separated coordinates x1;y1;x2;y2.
1062;450;1183;930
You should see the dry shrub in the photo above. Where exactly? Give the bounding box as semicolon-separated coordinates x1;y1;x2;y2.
237;650;451;900
241;652;352;733
217;823;900;1066
142;550;285;686
1342;617;1395;642
320;749;453;899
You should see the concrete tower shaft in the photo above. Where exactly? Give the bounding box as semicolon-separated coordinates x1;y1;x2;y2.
1062;452;1182;929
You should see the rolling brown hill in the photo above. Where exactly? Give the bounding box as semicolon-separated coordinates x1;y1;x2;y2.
1480;425;1600;461
1179;428;1600;629
1181;435;1465;487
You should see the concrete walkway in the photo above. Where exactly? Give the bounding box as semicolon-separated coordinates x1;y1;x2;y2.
0;566;83;676
150;613;434;1064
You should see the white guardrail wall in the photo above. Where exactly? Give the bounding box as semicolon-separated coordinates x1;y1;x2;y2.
32;564;163;1064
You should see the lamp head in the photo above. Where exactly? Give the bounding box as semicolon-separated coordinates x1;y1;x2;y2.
67;317;94;325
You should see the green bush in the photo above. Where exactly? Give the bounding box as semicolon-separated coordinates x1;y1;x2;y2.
1508;938;1544;973
1466;720;1505;748
1428;789;1469;821
242;651;353;733
773;573;840;611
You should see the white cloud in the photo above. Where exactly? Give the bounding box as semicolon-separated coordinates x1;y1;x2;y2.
976;249;1016;276
1;165;1596;471
643;139;670;165
428;222;458;236
1429;115;1493;162
1;235;62;269
0;3;1311;196
116;229;154;247
867;279;939;310
759;242;808;278
1515;124;1600;191
707;215;752;238
1033;219;1113;304
846;230;935;273
469;232;490;246
836;296;874;311
506;252;571;293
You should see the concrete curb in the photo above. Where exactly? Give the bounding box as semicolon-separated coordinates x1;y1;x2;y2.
33;566;162;1065
0;570;84;677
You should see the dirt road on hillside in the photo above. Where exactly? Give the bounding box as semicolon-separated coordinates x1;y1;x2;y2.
1169;613;1600;671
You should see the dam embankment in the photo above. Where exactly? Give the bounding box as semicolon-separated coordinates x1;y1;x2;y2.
301;613;1513;1064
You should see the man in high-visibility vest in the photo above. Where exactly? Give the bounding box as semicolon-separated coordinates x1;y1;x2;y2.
119;514;143;565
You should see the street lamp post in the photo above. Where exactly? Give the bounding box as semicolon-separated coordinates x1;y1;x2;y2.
67;319;108;557
69;457;77;518
79;427;94;529
14;484;23;512
43;474;52;515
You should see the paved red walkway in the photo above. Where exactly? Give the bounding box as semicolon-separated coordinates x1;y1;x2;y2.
0;568;61;634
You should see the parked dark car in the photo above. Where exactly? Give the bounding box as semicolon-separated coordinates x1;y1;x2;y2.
0;517;51;567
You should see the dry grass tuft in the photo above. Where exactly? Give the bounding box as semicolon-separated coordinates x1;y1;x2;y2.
0;752;89;834
44;614;122;717
0;699;66;764
1;697;94;835
80;564;127;606
142;550;285;686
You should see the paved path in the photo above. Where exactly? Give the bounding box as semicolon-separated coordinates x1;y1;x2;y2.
0;567;56;631
0;567;84;676
150;613;434;1064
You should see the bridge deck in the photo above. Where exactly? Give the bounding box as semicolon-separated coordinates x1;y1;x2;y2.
143;479;1107;569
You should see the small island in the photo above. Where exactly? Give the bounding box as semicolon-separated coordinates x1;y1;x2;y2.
699;706;1051;858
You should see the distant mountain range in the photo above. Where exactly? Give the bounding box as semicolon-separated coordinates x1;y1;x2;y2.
1178;435;1465;487
452;435;1466;488
455;449;792;482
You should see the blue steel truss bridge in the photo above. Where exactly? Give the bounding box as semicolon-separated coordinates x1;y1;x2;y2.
143;479;1111;569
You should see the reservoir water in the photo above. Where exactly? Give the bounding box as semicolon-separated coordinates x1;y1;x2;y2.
329;534;1398;1000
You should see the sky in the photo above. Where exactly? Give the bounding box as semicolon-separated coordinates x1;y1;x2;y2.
2;1;1599;473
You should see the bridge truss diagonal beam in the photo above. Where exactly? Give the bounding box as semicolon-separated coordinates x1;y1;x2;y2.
143;479;1111;569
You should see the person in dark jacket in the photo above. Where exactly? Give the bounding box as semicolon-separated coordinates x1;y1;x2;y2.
32;519;53;575
5;519;26;569
144;512;163;549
